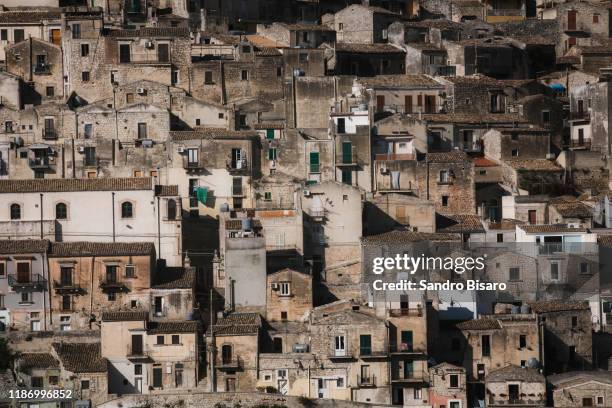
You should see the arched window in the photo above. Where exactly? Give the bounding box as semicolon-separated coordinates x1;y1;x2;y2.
121;202;133;219
10;204;21;220
167;199;177;220
56;203;68;220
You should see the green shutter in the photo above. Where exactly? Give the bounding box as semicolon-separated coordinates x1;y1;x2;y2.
309;152;319;173
268;148;277;160
359;335;372;355
341;169;352;185
266;129;274;139
342;141;352;164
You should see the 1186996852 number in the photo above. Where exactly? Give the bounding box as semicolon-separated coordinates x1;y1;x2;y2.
9;389;73;399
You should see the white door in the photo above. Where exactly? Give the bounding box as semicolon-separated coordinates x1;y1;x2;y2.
277;369;288;395
334;335;346;356
135;377;143;393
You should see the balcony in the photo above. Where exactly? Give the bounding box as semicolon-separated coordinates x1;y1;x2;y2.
183;156;206;172
388;308;423;318
336;151;358;166
328;350;354;360
357;375;376;388
34;63;52;75
123;53;171;66
389;342;426;355
226;158;248;173
8;274;47;292
127;346;149;360
42;129;57;140
359;347;389;360
569;111;590;121
309;163;321;174
54;281;86;295
391;369;429;384
29;157;52;169
488;399;546;406
217;356;242;370
99;280;129;293
307;208;326;221
375;153;415;161
232;185;244;197
487;8;524;16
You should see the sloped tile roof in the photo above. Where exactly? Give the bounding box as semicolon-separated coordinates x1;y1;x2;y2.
147;321;198;334
18;353;58;370
154;185;179;196
504;159;562;171
487;365;545;383
104;27;190;37
438;214;485;233
53;343;107;373
360;74;443;88
152;267;194;289
101;310;148;322
170;129;258;141
49;242;155;257
529;300;590;313
206;313;262;336
332;42;405;54
208;324;260;336
456;318;501;330
0;240;49;254
551;202;592;219
0;11;61;24
0;178;152;193
426;150;469;163
519;224;588;233
362;230;461;244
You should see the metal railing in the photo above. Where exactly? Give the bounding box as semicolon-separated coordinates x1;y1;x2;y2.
183;156;206;170
8;274;47;291
29;157;51;168
227;158;248;172
34;64;52;74
357;375;376;387
217;356;242;369
569;111;590;121
487;8;524;16
388;308;423;317
570;140;591;149
42;129;57;140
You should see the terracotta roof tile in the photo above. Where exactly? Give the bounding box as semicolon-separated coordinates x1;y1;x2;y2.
53;343;107;373
438;214;485;233
504;159;562;171
362;230;461;244
331;42;405;54
101;310;148;322
0;178;152;193
0;11;61;24
170;129;258;141
207;312;262;336
474;157;499;167
147;321;198;334
360;74;442;88
154;185;179;196
529;300;590;313
49;242;155;257
0;240;49;254
421;113;526;124
488;219;524;230
152;267;194;289
487;365;545;383
519;224;588;233
18;353;58;370
104;27;190;37
551;202;592;219
426;150;469;163
456;318;501;330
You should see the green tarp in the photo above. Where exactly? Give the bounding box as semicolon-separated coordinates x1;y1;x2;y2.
196;187;208;205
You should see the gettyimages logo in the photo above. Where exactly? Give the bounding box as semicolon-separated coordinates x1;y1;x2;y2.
372;254;486;275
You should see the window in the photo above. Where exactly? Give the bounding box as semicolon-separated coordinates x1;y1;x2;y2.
497;233;504;243
134;364;142;375
414;388;422;399
81;380;90;390
597;397;604;405
241;70;249;81
341;169;352;185
0;263;4;278
509;267;520;281
157;43;169;62
84;146;96;166
125;264;135;278
511;148;519;157
126;93;134;104
137;122;147;139
583;398;593;407
21;292;32;303
360;334;372;355
62;295;71;311
31;377;43;388
281;311;288;320
46;86;54;97
157;335;164;345
334;335;346;356
71;24;80;39
14;29;24;43
171;70;179;86
0;29;6;41
580;262;589;274
572;316;578;327
204;71;213;84
593;13;600;23
268;147;277;161
121;202;133;218
218;113;224;119
119;44;131;63
550;262;559;280
49;376;59;385
153;366;163;388
309;151;320;173
81;43;89;57
449;374;459;388
167;199;177;220
439;170;451;183
264;192;272;201
542;110;550;124
10;203;21;220
519;334;527;349
56;202;68;219
276;66;282;77
172;335;180;344
299;52;309;62
528;209;537;224
482;335;491;357
82;71;90;82
83;123;93;139
108;292;116;301
442;196;449;206
338;23;343;30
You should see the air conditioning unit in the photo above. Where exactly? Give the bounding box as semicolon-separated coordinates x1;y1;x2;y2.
137;87;146;94
271;283;279;290
303;189;310;196
177;146;185;153
140;139;154;148
293;344;309;353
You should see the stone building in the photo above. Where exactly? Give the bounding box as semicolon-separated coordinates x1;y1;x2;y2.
150;266;195;321
0;239;50;331
52;342;109;407
256;22;336;48
428;362;467;408
485;365;545;407
364;194;436;235
15;352;60;393
0;9;62;61
206;312;261;392
47;241;156;330
266;268;312;323
5;37;64;104
323;42;406;76
530;300;593;374
101;310;199;394
482;127;551;161
330;4;402;44
549;371;612;407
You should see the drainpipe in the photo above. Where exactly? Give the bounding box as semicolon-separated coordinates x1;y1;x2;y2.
209;287;216;392
44;249;50;331
39;193;44;239
157;196;161;260
111;192;116;242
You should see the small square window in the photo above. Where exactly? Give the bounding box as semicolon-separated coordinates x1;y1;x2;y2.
509;267;520;281
281;311;288;320
108;292;116;301
511;148;519;157
157;335;164;345
442;196;449;206
46;86;54;97
32;377;43;388
81;380;90;390
82;71;90;82
241;70;249;81
81;43;89;57
172;335;180;344
218;113;224;119
125;264;135;278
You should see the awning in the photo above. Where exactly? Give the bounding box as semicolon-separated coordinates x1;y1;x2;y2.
29;143;50;150
196;187;208;205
